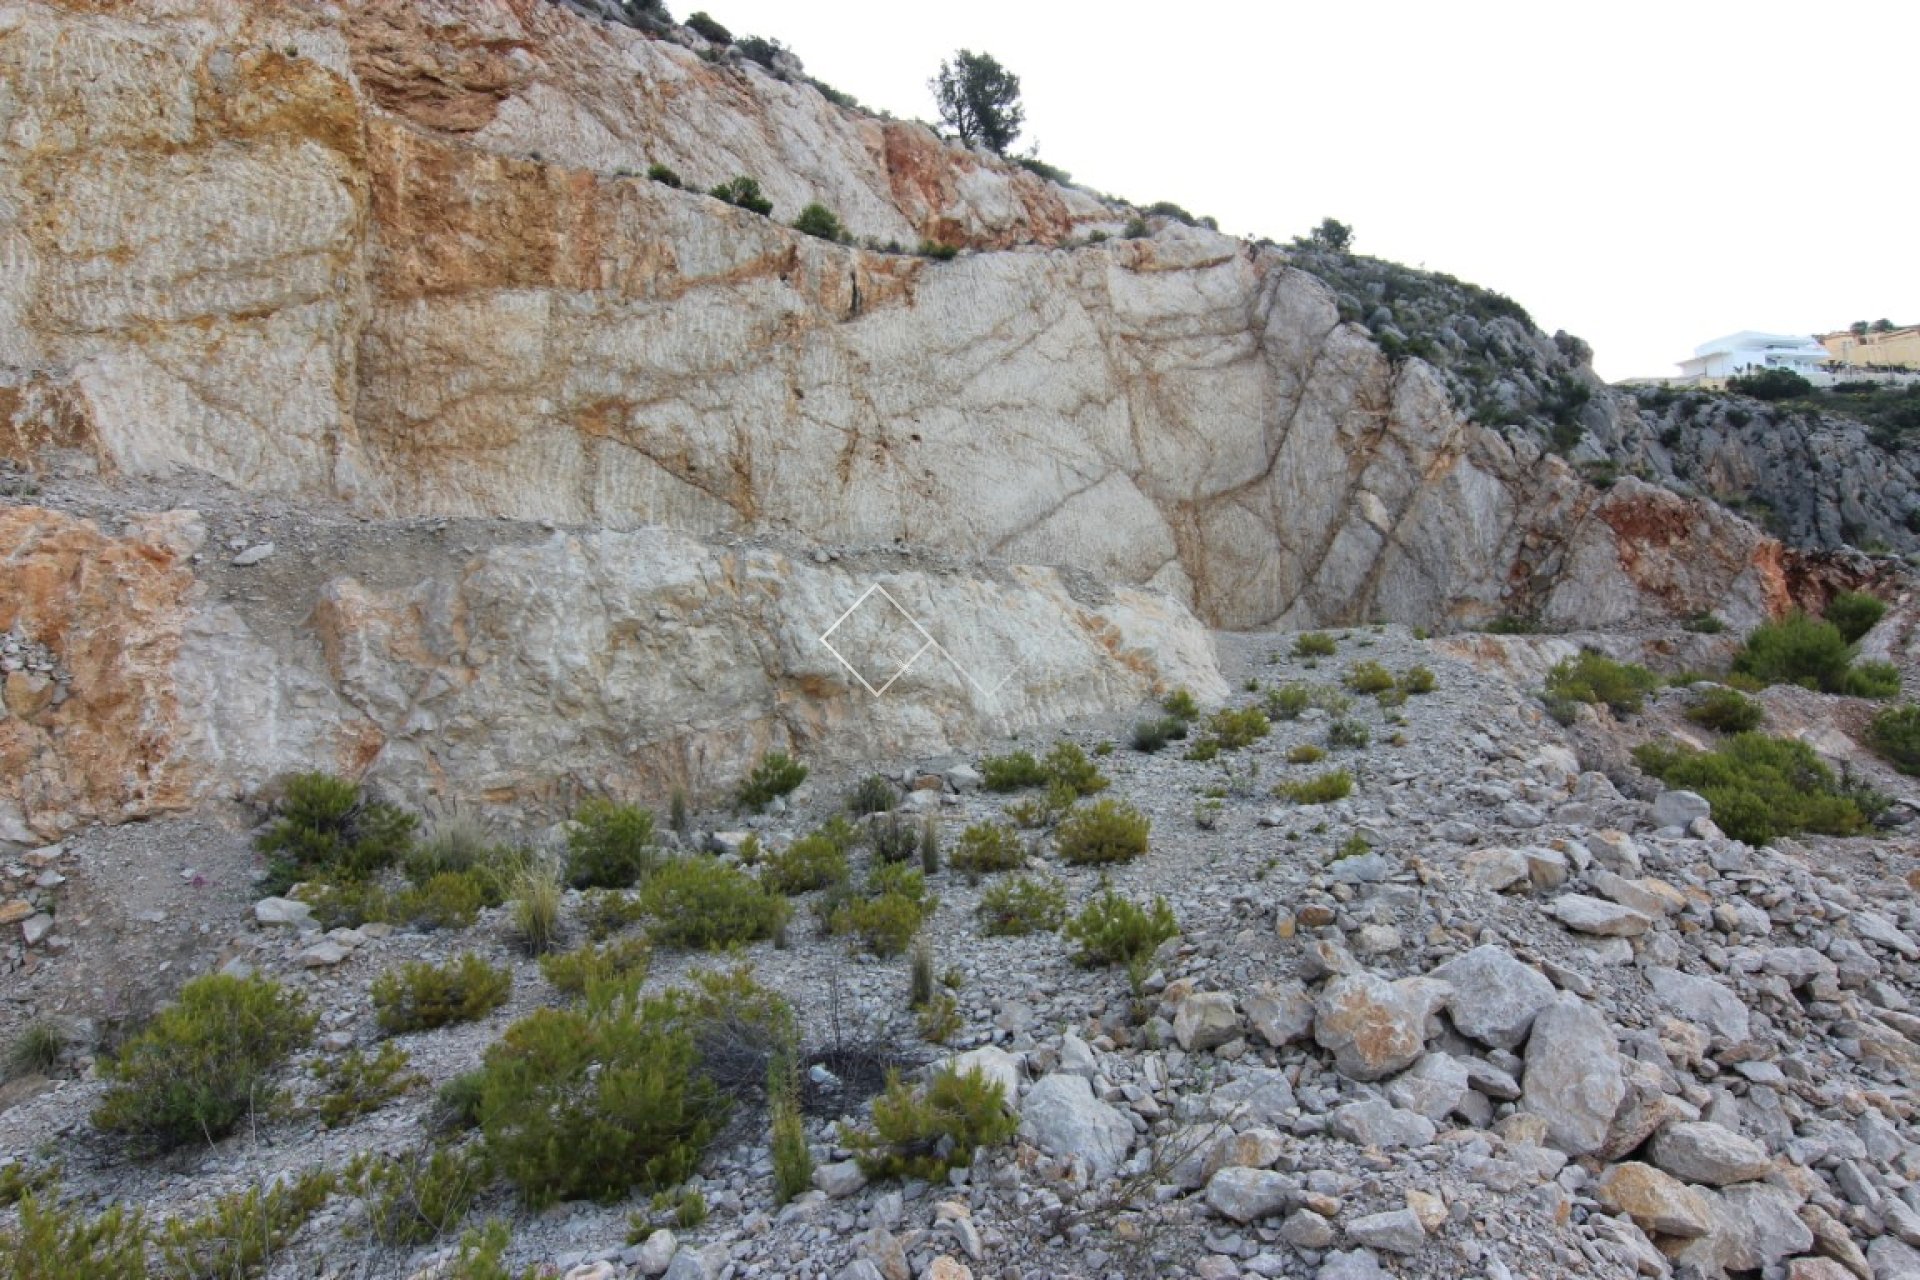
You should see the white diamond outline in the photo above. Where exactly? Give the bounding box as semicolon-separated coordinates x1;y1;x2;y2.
819;581;1026;702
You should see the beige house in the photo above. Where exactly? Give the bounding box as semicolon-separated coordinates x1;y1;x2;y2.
1821;325;1920;370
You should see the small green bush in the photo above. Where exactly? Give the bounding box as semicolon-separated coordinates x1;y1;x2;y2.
156;1166;335;1280
793;202;845;241
1130;715;1185;752
565;800;656;889
1868;704;1920;775
509;864;564;956
373;954;512;1034
1266;685;1310;720
1845;660;1902;699
1205;706;1270;750
918;239;960;261
1054;798;1151;866
1326;718;1370;750
1687;686;1764;734
1633;733;1873;844
478;994;726;1206
540;936;652;998
0;1161;58;1210
1286;743;1326;764
1293;632;1338;658
768;1057;812;1205
842;1067;1016;1181
289;875;395;932
710;175;773;215
1;1193;148;1279
977;874;1067;936
1343;661;1395;694
759;833;849;894
685;11;732;43
1184;736;1220;763
442;1219;538;1280
949;822;1025;875
737;751;808;812
844;773;896;815
864;812;920;864
255;772;415;894
313;1043;424;1128
646;163;682;188
400;871;489;931
1826;591;1888;644
1682;613;1727;634
980;749;1048;791
434;1072;488;1135
1162;688;1201;720
1063;891;1178;968
1277;768;1354;805
580;888;648;940
93;974;314;1154
1041;741;1109;795
1398;666;1437;695
641;857;789;950
1544;650;1662;715
1732;612;1856;693
5;1018;68;1080
346;1145;490;1247
830;863;935;957
405;818;517;901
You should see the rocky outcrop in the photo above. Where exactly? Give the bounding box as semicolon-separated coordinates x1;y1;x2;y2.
0;0;1806;633
0;506;1221;842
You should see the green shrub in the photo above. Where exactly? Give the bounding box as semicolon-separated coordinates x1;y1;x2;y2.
405;818;518;902
949;822;1025;875
509;864;564;956
760;833;849;894
641;857;789;950
289;875;395;932
540;936;652;998
580;887;647;940
1633;734;1873;844
1;1193;148;1279
477;995;727;1206
1868;704;1920;775
1040;741;1108;795
1286;743;1326;764
685;11;731;43
1130;715;1184;753
1293;632;1338;658
1326;718;1370;750
1184;736;1220;763
1732;612;1856;693
710;175;773;215
1162;688;1201;721
1266;685;1311;720
373;954;511;1035
1063;891;1178;968
5;1017;68;1080
434;1071;488;1135
93;974;315;1153
919;814;941;874
737;751;808;812
1205;706;1270;750
847;773;898;815
793;202;845;241
841;1067;1016;1181
1277;768;1353;805
1826;591;1887;643
1845;660;1902;698
565;800;656;889
346;1145;490;1247
830;863;935;957
1687;686;1764;734
645;163;682;188
918;240;960;261
442;1219;539;1280
1682;612;1727;635
980;749;1047;791
864;812;920;863
400;871;489;931
1728;367;1812;400
156;1166;335;1280
313;1043;424;1128
1054;798;1151;866
1544;650;1662;714
977;874;1067;936
1343;660;1395;694
255;772;415;894
1398;665;1438;695
0;1160;59;1210
769;1057;812;1205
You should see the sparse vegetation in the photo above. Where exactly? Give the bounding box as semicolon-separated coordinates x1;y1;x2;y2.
1686;686;1764;734
156;1166;336;1280
864;812;920;864
1326;718;1371;750
5;1018;67;1080
1293;632;1338;658
1826;591;1888;644
842;1066;1016;1181
646;162;682;188
709;174;773;215
640;857;789;950
1867;704;1920;775
565;799;656;889
793;202;846;242
829;862;935;957
768;1056;812;1206
508;863;564;957
1286;743;1326;765
930;50;1024;155
313;1044;425;1128
255;772;415;895
539;935;652;998
1733;612;1898;697
93;974;315;1153
1277;768;1354;805
345;1144;490;1247
372;954;512;1034
949;822;1026;875
1200;706;1270;751
759;833;850;895
1054;798;1151;866
1398;665;1438;695
847;773;898;815
1130;715;1185;752
1040;741;1109;796
1;1193;148;1279
1633;733;1876;844
1543;650;1661;716
1162;688;1201;721
977;874;1067;936
737;751;808;812
1343;660;1395;694
1064;890;1178;969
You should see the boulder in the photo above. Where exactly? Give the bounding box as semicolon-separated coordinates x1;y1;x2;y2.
1174;991;1242;1052
1243;980;1315;1047
1652;790;1712;829
1647;966;1751;1048
1594;1161;1714;1238
1649;1121;1773;1186
1018;1074;1133;1182
1547;893;1653;937
1314;974;1428;1082
1520;994;1625;1155
1430;944;1555;1050
1203;1167;1295;1223
1344;1208;1426;1256
1330;1098;1436;1150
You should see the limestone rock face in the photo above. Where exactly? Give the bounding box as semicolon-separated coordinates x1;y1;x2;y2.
0;0;1802;634
0;508;1221;841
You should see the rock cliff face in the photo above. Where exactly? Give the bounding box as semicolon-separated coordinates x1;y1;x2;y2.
0;0;1801;636
0;504;1221;843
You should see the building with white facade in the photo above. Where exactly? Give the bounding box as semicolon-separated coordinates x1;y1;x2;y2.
1675;331;1831;381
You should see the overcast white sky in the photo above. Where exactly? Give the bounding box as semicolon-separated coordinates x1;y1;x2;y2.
699;0;1916;381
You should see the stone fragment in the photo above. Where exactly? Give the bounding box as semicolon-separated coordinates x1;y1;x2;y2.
1314;974;1426;1081
21;913;52;945
1204;1167;1294;1223
634;1228;677;1275
945;1047;1021;1102
1594;1161;1714;1238
1329;1098;1436;1149
1430;944;1554;1050
1175;991;1242;1051
1716;1184;1815;1272
1344;1208;1425;1255
1548;893;1652;937
813;1160;867;1198
231;542;275;566
1386;1054;1470;1123
662;1251;712;1280
1207;1068;1297;1129
1201;1127;1288;1178
298;939;347;967
1243;980;1315;1047
1586;830;1643;875
1462;847;1529;893
925;1260;972;1280
0;900;32;926
1280;1207;1336;1249
254;897;314;928
1316;1251;1389;1280
1649;1121;1772;1186
1651;790;1711;829
1520;994;1625;1155
1647;966;1751;1048
1018;1073;1133;1182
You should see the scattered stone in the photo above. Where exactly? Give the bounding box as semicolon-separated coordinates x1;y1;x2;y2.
1651;790;1711;829
1175;991;1243;1051
1430;944;1554;1050
1343;1207;1426;1255
1547;893;1652;937
1204;1167;1294;1223
1243;980;1315;1047
1647;966;1751;1048
1521;994;1625;1155
1280;1208;1336;1249
1330;1098;1435;1149
1018;1073;1133;1182
1314;974;1427;1081
1316;1249;1390;1280
813;1160;867;1199
230;542;276;566
1594;1161;1714;1238
1461;847;1530;893
254;897;314;928
1649;1121;1773;1186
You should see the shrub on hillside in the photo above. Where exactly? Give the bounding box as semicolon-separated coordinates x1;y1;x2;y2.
314;1043;425;1129
1063;890;1178;969
0;1193;148;1279
539;936;652;999
1130;715;1186;753
1686;686;1764;733
793;202;845;242
1326;718;1370;750
1826;591;1888;643
1727;368;1812;400
1054;798;1151;866
1161;688;1201;721
405;817;518;903
1633;733;1875;844
1276;768;1353;805
759;833;849;895
640;857;788;950
977;874;1067;936
829;863;935;957
1203;706;1270;750
709;175;773;215
1040;741;1109;796
980;749;1048;791
1293;632;1338;658
1343;661;1395;694
864;812;920;864
565;799;656;889
256;772;415;894
157;1167;336;1280
737;751;808;812
949;822;1025;875
841;1066;1015;1182
372;954;512;1035
1286;743;1327;764
93;974;315;1153
509;863;564;957
1732;612;1867;694
685;11;731;43
1868;704;1920;775
1266;684;1310;719
345;1144;490;1247
847;773;899;815
1543;650;1661;716
1398;665;1438;695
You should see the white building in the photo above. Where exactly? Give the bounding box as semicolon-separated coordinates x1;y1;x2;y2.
1676;331;1831;381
